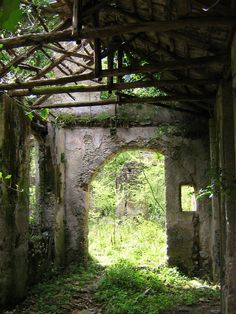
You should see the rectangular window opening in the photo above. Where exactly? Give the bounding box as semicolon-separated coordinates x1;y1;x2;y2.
181;185;196;212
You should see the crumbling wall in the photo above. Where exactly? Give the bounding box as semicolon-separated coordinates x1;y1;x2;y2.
0;95;61;306
0;95;30;307
54;115;211;276
27;131;58;283
165;138;211;276
213;32;236;314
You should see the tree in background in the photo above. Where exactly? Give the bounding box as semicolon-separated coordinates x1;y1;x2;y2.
90;150;166;225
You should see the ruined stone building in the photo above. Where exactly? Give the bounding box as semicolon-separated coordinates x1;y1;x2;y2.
0;0;236;313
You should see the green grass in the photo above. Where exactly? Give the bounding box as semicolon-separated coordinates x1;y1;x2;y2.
90;217;219;313
89;216;167;267
5;262;99;314
95;261;219;314
4;217;220;314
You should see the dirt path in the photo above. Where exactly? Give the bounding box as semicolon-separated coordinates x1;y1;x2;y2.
69;274;103;314
68;273;220;314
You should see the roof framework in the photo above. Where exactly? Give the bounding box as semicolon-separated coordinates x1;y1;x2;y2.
0;0;235;116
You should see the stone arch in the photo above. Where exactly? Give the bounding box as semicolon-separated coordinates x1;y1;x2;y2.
53;125;212;276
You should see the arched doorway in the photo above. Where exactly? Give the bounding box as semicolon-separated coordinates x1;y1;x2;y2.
58;125;211;277
88;149;167;267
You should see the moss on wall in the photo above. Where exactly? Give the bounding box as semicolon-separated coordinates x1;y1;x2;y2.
0;95;30;307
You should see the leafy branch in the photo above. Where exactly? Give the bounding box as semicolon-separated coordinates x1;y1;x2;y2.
0;171;24;192
196;167;229;200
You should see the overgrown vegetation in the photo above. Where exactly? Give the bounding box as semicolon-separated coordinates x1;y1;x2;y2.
90;150;165;223
4;150;220;314
89;217;167;267
6;258;219;314
95;261;219;314
0;0;59;83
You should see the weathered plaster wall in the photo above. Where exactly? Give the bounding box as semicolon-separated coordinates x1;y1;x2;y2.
215;32;236;314
165;138;211;275
51;110;211;275
209;31;236;313
0;95;30;307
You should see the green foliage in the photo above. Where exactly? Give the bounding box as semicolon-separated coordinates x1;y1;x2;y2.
0;170;23;192
40;108;50;120
181;185;196;212
29;144;37;224
100;52;166;100
26;111;34;121
9;215;219;314
197;167;229;200
55;112;124;128
25;108;50;122
0;171;11;180
32;0;51;5
55;113;112;127
0;0;59;82
89;216;167;267
0;0;22;31
9;179;222;314
95;261;219;314
10;262;99;314
91;150;165;223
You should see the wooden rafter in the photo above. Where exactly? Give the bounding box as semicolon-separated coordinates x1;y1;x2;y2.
9;80;217;97
32;95;213;117
0;20;70;78
43;44;93;60
0;55;222;91
81;0;111;19
0;17;235;50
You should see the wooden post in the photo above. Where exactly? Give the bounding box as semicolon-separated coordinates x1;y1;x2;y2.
72;0;83;44
93;7;102;79
107;41;114;92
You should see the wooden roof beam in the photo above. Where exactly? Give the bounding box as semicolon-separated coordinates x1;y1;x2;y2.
43;44;93;60
81;0;111;19
9;80;217;97
0;55;222;90
0;17;235;49
0;19;70;78
104;5;225;51
33;95;214;109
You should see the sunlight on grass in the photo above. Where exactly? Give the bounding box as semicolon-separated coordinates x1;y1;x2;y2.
89;216;167;267
95;261;220;314
88;216;220;313
6;217;219;314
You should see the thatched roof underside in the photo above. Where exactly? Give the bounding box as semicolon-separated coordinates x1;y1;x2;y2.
0;0;235;116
